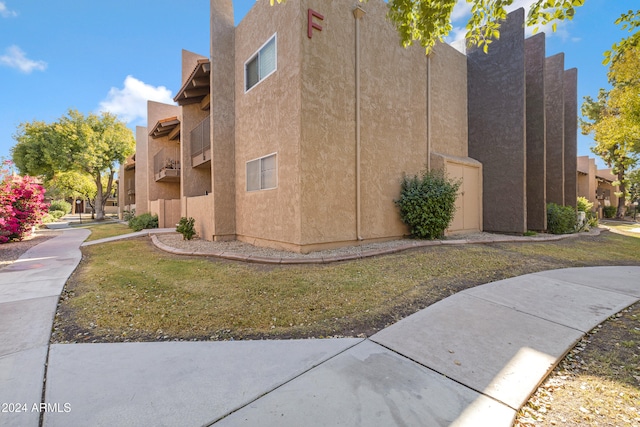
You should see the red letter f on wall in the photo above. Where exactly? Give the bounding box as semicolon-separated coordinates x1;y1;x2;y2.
308;9;324;39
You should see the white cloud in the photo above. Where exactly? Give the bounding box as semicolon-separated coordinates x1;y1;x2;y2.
98;75;174;124
0;1;17;18
0;45;46;73
451;0;472;22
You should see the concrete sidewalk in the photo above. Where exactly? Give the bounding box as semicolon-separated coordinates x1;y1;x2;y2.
1;229;639;426
0;228;90;427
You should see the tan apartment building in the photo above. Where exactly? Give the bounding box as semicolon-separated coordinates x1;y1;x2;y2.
123;1;577;252
577;155;623;217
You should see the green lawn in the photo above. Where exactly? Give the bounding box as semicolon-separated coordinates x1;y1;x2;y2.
76;222;134;242
600;220;640;238
54;231;640;343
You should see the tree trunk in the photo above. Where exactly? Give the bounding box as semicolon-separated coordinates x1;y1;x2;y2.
94;175;104;221
617;168;626;219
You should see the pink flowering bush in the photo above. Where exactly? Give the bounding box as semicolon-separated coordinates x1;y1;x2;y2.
0;160;48;243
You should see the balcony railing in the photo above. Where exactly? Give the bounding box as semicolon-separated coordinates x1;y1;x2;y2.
154;147;181;183
191;115;211;167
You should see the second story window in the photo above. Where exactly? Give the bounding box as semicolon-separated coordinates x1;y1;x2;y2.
245;34;277;92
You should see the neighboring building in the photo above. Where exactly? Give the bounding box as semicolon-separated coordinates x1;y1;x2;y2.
124;0;578;252
118;154;136;218
577;155;597;209
577;155;622;217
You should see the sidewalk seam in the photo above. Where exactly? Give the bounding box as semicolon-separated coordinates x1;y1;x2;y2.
367;338;518;411
201;338;366;426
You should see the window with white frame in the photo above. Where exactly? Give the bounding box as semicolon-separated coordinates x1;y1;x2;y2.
245;34;277;92
246;153;277;191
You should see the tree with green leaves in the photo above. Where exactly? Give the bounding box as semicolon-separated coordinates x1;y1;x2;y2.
579;7;640;219
605;9;640;65
272;0;585;53
12;110;134;221
581;44;640;218
627;168;640;219
45;171;99;218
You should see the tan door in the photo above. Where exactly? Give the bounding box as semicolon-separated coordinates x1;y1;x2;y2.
447;161;481;232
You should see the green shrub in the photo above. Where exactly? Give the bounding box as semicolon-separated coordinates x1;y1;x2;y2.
41;213;56;224
176;217;196;240
128;213;158;232
546;203;576;235
49;210;66;219
49;200;72;215
395;169;460;239
603;205;617;219
576;196;593;213
123;209;136;221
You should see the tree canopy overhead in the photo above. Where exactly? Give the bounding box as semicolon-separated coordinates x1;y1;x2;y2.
271;0;585;52
12;109;134;221
581;43;640;217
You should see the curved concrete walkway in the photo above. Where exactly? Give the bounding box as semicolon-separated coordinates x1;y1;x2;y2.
0;229;639;426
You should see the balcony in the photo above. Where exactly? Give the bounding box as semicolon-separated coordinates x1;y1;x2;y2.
191;116;211;168
154;147;181;183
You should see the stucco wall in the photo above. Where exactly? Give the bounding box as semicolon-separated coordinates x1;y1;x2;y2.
233;0;476;251
299;0;358;246
134;126;149;215
185;194;215;240
234;0;303;247
150;199;181;228
210;0;236;239
577;156;597;208
429;42;468;159
298;0;429;247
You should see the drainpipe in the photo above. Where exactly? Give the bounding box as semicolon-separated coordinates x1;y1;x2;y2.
354;5;365;241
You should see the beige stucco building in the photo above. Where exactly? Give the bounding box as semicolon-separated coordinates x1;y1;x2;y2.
123;0;481;253
577;155;623;217
121;0;578;252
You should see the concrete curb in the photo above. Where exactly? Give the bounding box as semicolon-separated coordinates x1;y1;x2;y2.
148;228;604;265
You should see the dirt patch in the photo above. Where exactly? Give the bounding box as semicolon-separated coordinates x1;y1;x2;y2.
516;303;640;426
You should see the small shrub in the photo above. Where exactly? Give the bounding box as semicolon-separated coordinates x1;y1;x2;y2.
128;213;158;232
547;203;577;235
176;217;196;240
523;230;537;236
41;213;56;224
576;196;593;213
603;205;617;219
49;199;72;215
49;210;66;219
123;209;135;222
395;169;460;239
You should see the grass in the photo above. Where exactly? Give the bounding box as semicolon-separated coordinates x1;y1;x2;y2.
52;228;640;422
53;232;640;343
600;219;640;238
75;221;135;242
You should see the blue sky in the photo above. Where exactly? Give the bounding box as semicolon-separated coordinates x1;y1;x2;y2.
0;0;637;169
